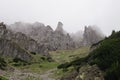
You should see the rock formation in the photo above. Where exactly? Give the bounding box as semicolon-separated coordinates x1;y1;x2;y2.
82;26;105;46
0;22;32;61
8;22;105;50
9;22;75;51
0;22;50;61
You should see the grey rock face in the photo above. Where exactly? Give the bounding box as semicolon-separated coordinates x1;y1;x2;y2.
0;39;32;61
0;23;32;61
76;65;104;80
9;22;75;51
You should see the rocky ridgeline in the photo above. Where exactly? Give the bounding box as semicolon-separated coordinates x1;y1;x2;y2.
9;22;75;51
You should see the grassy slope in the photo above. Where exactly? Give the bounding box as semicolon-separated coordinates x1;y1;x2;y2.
57;31;120;80
49;46;90;63
49;46;90;79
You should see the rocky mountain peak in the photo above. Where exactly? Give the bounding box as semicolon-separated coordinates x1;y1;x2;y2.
0;22;6;29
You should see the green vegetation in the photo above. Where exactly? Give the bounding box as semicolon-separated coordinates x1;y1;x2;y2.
0;76;8;80
0;57;7;70
88;31;120;80
49;46;90;63
50;66;74;79
21;61;59;74
11;54;58;74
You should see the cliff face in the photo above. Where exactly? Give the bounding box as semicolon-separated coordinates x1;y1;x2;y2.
0;23;32;61
0;39;32;61
0;22;51;61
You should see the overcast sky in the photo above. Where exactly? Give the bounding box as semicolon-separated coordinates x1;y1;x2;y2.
0;0;120;36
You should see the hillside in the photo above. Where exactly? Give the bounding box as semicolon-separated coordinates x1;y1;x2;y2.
0;22;118;80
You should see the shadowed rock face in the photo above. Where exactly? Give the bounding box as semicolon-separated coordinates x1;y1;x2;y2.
0;39;32;61
9;22;75;51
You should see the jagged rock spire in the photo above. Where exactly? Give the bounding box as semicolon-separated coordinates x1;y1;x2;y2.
55;22;64;33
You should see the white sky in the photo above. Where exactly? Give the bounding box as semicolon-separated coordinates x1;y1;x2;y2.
0;0;120;36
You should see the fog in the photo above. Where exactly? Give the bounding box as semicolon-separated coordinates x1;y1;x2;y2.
0;0;120;36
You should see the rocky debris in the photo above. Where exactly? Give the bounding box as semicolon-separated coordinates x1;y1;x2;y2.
82;26;105;46
75;65;104;80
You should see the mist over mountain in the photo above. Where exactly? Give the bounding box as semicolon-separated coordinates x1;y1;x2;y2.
8;21;105;48
8;22;75;51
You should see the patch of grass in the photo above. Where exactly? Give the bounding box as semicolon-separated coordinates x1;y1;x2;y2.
49;46;90;79
39;62;59;71
50;66;74;79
